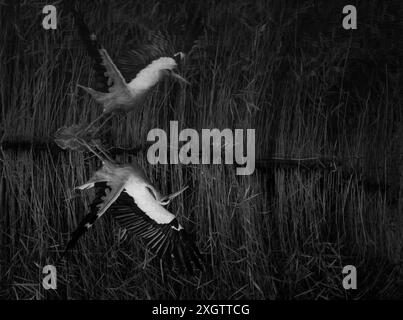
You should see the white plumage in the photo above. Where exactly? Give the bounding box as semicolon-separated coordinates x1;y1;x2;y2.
125;178;176;225
129;57;178;90
78;49;189;114
62;160;203;274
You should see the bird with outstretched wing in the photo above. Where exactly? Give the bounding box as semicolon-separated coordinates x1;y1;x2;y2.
66;1;194;115
61;160;204;275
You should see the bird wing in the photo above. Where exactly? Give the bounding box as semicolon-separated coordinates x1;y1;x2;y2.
62;182;204;274
66;0;109;92
117;30;176;82
98;49;132;95
110;187;204;274
61;180;125;257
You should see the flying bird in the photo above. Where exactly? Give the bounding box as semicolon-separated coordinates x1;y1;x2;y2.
77;45;189;114
65;1;197;134
61;160;204;274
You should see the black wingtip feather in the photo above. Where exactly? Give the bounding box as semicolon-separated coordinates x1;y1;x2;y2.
60;218;93;260
172;245;185;274
181;230;205;271
164;228;204;275
108;188;205;275
65;0;109;92
183;239;204;272
60;182;109;261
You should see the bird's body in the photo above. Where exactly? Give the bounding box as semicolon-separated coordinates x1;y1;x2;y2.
78;51;187;114
129;57;179;91
64;1;199;135
63;160;203;274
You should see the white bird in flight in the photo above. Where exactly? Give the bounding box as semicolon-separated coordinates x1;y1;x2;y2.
77;45;189;114
67;3;193;133
61;159;204;274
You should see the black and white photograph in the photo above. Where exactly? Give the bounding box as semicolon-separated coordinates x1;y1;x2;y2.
1;0;403;305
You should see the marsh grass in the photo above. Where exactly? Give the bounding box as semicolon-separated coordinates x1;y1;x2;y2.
1;0;403;299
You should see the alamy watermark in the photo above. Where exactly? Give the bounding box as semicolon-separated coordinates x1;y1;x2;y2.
147;121;255;175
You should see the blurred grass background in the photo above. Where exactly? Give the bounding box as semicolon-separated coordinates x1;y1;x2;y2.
1;0;403;299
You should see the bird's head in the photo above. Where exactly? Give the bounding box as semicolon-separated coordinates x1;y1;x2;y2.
173;52;185;64
157;56;190;85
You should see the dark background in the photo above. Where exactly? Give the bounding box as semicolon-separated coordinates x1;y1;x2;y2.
1;0;403;299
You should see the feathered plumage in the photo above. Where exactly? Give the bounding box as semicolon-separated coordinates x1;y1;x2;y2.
62;161;204;274
64;0;108;92
66;1;192;114
77;49;188;113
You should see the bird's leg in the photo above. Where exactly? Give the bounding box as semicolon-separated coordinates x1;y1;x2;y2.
94;141;115;164
90;113;115;136
76;137;114;165
78;112;106;136
76;138;104;161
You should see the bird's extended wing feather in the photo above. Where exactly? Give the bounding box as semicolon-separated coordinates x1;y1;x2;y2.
110;188;204;274
99;49;131;95
117;30;175;81
61;181;125;257
61;181;203;274
65;0;109;92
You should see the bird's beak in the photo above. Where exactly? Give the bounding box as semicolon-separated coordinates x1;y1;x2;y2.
170;71;190;85
160;185;189;205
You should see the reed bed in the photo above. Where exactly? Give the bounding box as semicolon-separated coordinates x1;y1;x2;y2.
1;0;403;299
